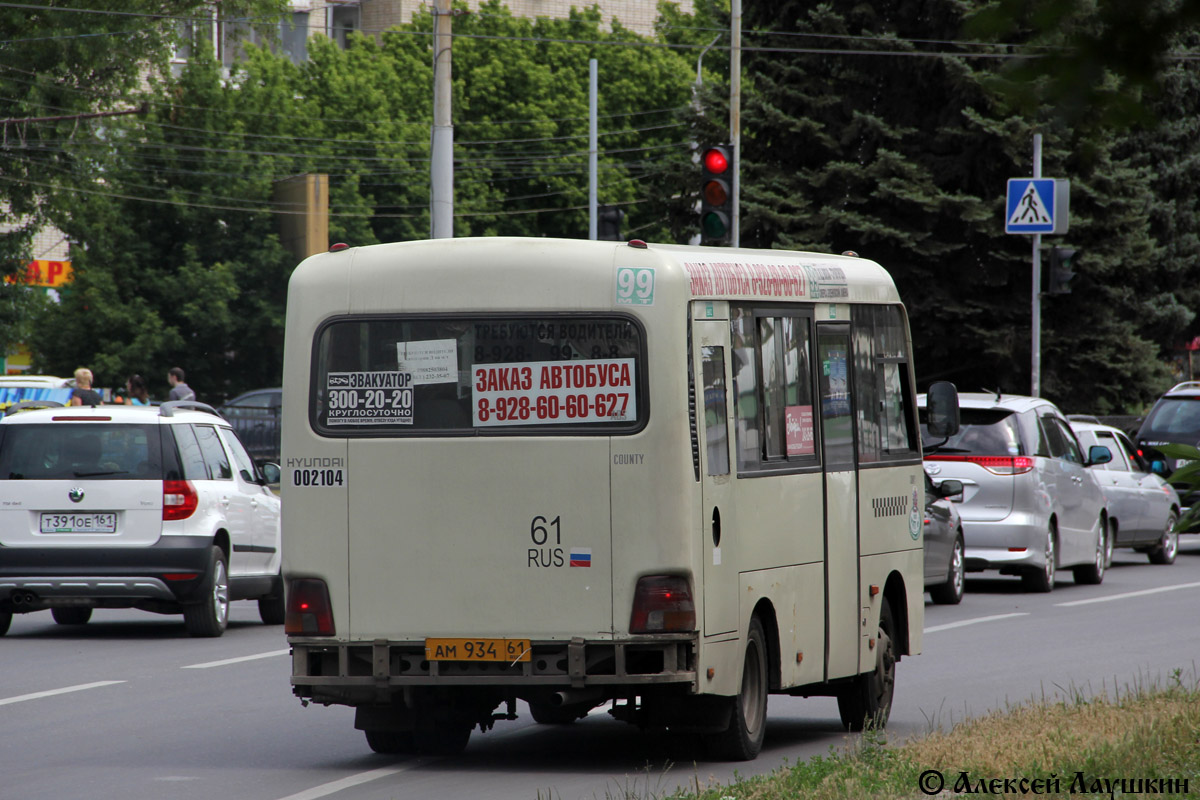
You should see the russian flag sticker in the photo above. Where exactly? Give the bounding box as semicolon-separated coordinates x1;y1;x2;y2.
569;547;592;567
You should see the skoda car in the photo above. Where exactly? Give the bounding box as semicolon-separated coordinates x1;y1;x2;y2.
919;392;1112;592
0;400;282;636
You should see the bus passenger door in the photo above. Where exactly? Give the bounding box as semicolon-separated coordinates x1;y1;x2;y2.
693;315;738;637
817;324;860;680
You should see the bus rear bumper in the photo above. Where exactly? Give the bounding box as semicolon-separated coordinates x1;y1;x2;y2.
289;634;698;701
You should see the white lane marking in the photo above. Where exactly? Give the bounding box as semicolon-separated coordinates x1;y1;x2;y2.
273;766;413;800
924;612;1029;633
1056;580;1200;608
0;680;125;707
182;649;289;669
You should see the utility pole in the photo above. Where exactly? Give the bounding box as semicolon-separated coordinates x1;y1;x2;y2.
430;0;454;239
588;58;598;240
730;0;741;248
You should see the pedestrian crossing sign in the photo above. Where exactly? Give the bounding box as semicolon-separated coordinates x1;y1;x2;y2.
1005;178;1069;234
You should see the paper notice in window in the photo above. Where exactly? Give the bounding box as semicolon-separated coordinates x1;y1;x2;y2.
786;405;815;456
397;339;458;385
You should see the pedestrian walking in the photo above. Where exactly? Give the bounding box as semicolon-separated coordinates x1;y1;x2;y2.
70;367;102;407
126;374;151;406
167;367;196;402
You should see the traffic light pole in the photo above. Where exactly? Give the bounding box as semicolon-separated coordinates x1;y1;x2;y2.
730;0;741;247
431;0;454;239
1031;133;1042;397
588;58;598;240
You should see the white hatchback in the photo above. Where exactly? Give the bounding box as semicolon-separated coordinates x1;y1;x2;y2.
0;400;282;636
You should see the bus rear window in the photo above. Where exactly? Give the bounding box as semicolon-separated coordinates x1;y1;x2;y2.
312;316;646;435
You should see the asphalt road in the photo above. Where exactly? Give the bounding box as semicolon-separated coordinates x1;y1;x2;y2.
3;540;1199;800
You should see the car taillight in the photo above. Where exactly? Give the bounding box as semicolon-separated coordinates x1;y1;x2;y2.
162;480;198;520
629;575;695;633
285;579;335;636
926;454;1034;475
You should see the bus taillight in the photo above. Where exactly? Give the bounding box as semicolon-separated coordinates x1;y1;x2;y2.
629;575;695;633
285;578;336;636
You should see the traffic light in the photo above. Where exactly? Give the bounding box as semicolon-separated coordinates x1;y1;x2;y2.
597;205;624;241
1047;247;1078;295
699;144;732;243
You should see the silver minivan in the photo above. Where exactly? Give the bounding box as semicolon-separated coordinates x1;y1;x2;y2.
919;393;1112;592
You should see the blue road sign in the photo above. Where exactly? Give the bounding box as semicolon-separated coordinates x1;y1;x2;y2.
1006;178;1069;234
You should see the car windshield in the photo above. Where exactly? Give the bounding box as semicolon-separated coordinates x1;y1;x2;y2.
0;424;162;480
1139;397;1200;441
920;408;1025;456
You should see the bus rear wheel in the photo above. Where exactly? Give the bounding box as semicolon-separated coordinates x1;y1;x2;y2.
837;597;896;731
365;729;415;754
416;721;472;756
704;616;768;761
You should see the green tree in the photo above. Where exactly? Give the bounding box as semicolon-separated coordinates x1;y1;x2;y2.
34;43;293;401
29;2;702;396
730;0;1176;411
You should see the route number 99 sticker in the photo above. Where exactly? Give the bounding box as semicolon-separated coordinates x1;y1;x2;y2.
472;358;636;427
615;267;654;306
324;371;414;426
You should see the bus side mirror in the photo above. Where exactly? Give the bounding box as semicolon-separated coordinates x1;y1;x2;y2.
925;381;960;438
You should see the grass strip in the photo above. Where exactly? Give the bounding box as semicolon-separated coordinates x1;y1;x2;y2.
666;669;1200;800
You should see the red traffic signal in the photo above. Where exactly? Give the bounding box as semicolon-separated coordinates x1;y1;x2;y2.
699;144;732;243
702;147;729;174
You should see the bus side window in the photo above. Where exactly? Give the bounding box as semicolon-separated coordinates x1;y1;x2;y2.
759;317;785;459
731;307;760;473
701;347;730;476
782;316;815;459
854;305;918;461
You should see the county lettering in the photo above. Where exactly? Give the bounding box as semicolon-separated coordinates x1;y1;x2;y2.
473;358;636;427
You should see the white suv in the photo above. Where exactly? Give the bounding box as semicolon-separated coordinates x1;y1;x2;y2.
0;400;282;637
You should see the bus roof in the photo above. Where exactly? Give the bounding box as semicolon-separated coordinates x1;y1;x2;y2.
291;237;902;310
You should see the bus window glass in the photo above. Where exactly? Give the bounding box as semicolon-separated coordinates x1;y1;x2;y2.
853;314;880;463
730;307;760;472
782;316;815;458
313;316;644;434
701;346;729;476
759;317;785;459
854;305;917;461
877;306;916;455
818;333;855;468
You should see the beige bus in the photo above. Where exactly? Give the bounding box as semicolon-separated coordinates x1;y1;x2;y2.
280;237;958;760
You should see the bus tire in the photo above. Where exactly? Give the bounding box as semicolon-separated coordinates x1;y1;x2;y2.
183;546;229;638
416;721;472;756
51;607;92;625
365;729;415;754
0;608;11;636
528;701;587;724
837;597;895;732
704;616;768;761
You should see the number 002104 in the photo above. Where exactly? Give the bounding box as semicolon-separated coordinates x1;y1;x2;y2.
424;637;532;662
